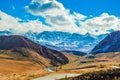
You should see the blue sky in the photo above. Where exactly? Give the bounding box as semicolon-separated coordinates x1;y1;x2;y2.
0;0;120;35
0;0;120;18
57;0;120;17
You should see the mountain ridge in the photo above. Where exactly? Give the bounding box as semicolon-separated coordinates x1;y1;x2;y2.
91;31;120;54
24;31;107;53
0;35;69;66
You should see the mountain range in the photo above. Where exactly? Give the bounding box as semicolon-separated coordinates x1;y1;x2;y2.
0;31;107;53
2;30;120;55
24;31;107;53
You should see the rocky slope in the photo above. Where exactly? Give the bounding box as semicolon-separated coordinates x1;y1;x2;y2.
91;31;120;54
0;35;69;66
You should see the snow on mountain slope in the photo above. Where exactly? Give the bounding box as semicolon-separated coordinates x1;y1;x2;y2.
0;31;107;53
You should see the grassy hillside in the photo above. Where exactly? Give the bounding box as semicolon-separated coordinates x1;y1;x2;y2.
0;50;49;80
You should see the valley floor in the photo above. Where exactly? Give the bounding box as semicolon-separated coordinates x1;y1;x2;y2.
0;52;120;80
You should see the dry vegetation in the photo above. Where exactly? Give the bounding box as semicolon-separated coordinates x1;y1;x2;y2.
0;50;50;80
59;69;120;80
0;58;49;80
0;51;120;80
63;54;79;63
0;58;50;79
58;53;120;80
59;52;120;74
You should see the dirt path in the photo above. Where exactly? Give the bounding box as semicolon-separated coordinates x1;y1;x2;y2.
33;73;80;80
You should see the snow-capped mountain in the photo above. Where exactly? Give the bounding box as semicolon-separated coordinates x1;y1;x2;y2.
0;30;107;53
23;31;107;53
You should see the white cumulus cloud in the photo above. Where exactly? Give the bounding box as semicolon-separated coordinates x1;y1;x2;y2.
25;0;87;34
0;11;52;34
80;13;120;35
25;0;120;35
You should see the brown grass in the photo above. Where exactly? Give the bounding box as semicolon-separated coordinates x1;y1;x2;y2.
60;52;120;74
63;54;80;63
0;52;120;80
0;58;49;80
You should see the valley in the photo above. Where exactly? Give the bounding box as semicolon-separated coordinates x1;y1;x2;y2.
0;51;120;80
32;52;120;80
0;31;120;80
